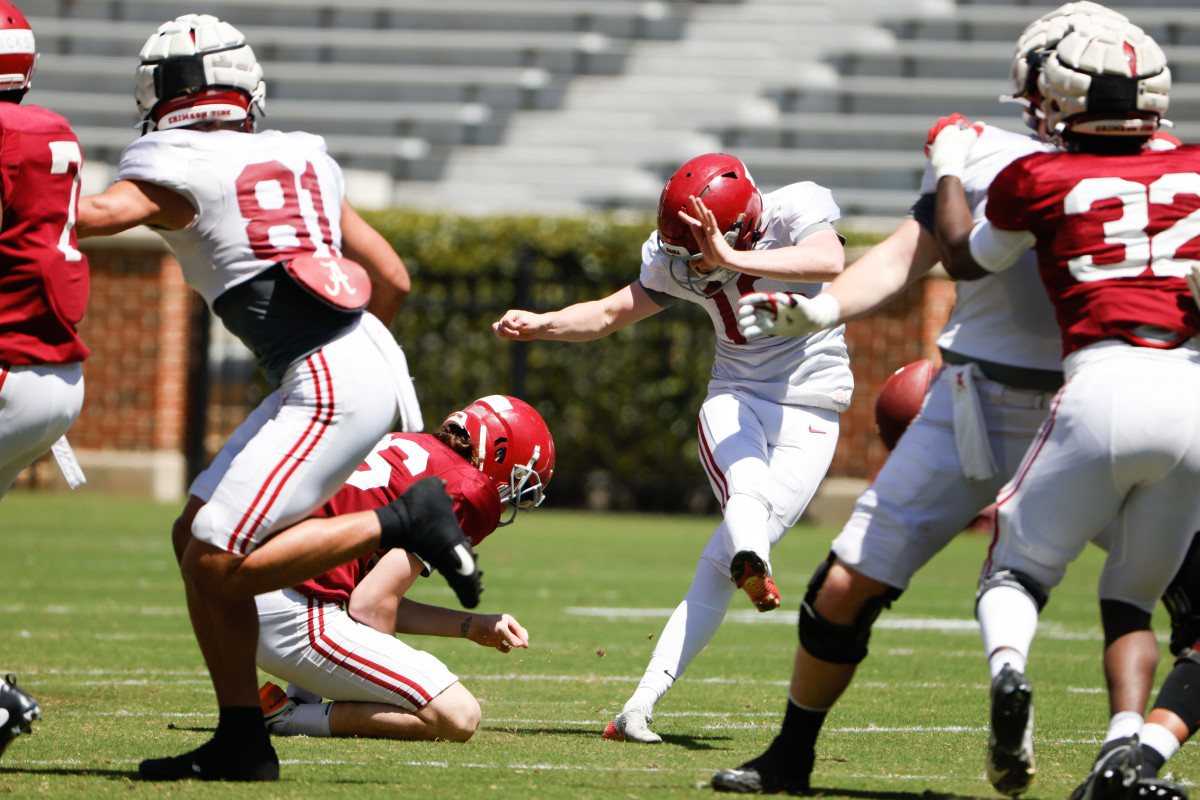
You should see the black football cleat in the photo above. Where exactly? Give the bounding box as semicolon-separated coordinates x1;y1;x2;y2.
0;674;41;759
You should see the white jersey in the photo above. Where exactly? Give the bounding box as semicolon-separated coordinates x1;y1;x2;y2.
117;128;346;307
639;182;853;412
917;126;1061;373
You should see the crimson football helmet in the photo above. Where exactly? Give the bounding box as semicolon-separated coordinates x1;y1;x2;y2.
134;14;266;132
0;2;36;99
656;153;763;297
444;395;555;526
1037;19;1169;142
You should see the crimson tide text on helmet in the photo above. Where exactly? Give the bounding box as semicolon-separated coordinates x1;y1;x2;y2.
0;1;36;100
656;153;763;297
1036;18;1170;141
443;395;555;526
135;14;266;132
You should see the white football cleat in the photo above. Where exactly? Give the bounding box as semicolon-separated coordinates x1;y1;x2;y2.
601;706;662;743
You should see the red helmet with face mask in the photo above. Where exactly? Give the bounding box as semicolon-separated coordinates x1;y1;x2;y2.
443;395;555;526
656;153;764;297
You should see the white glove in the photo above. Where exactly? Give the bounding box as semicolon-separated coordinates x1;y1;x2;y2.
736;292;841;340
926;114;981;182
1187;264;1200;312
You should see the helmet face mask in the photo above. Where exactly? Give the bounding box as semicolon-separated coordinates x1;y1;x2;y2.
656;153;763;298
135;14;266;132
443;395;555;527
0;1;36;99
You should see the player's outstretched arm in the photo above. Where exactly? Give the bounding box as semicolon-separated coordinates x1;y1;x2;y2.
391;598;529;654
340;201;411;324
76;179;195;238
492;282;662;342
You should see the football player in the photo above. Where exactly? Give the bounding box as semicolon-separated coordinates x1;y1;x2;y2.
932;18;1200;800
74;15;478;781
712;4;1162;797
494;152;852;743
0;0;88;757
256;396;553;741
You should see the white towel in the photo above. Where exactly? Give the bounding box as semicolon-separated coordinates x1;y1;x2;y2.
947;363;997;482
50;435;86;489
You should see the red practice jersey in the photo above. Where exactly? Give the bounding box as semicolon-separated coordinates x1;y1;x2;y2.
297;433;503;605
986;144;1200;357
0;103;89;366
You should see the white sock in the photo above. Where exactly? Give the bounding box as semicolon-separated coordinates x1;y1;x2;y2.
1105;711;1143;743
272;701;333;737
721;493;772;567
286;683;323;705
624;559;735;715
1140;722;1182;762
977;585;1039;678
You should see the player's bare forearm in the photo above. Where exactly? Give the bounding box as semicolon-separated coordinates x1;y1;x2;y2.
933;176;988;280
493;283;660;342
830;219;940;322
76;180;194;238
724;228;845;282
340;202;410;323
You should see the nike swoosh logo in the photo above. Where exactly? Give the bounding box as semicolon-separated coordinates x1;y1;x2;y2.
809;425;827;434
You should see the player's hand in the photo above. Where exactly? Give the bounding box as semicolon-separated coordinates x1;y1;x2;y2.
737;291;840;339
926;113;983;181
493;309;544;340
468;613;529;653
677;194;738;271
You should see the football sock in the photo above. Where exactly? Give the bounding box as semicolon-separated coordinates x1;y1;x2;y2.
627;559;734;714
215;706;272;751
286;683;323;705
1139;723;1180;777
271;702;333;737
766;695;827;760
977;585;1037;678
1104;711;1143;743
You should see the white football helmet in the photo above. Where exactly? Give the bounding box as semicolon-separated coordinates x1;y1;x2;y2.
1037;19;1170;140
134;14;266;132
1006;2;1129;129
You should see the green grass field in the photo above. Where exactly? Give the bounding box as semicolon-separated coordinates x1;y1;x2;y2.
0;491;1189;798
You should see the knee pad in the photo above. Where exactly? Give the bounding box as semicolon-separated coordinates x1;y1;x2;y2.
976;568;1048;613
1152;647;1200;739
797;554;902;665
1162;536;1200;656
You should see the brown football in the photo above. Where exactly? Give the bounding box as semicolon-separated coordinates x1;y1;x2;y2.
875;359;936;452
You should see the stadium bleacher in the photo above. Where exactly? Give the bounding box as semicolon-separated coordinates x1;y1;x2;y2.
32;0;1200;229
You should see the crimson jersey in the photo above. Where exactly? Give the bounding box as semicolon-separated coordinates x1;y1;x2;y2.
986;144;1200;356
0;103;89;366
296;433;503;605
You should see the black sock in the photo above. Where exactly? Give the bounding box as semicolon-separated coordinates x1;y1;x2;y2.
1141;744;1167;779
765;698;826;761
215;706;271;753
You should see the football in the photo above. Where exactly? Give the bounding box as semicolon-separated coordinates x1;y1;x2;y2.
875;359;936;452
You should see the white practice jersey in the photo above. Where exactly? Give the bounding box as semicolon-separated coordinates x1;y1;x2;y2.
639;182;853;412
117;128;346;307
917;125;1061;372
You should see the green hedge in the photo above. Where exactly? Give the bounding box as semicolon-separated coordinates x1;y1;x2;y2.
365;209;881;513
